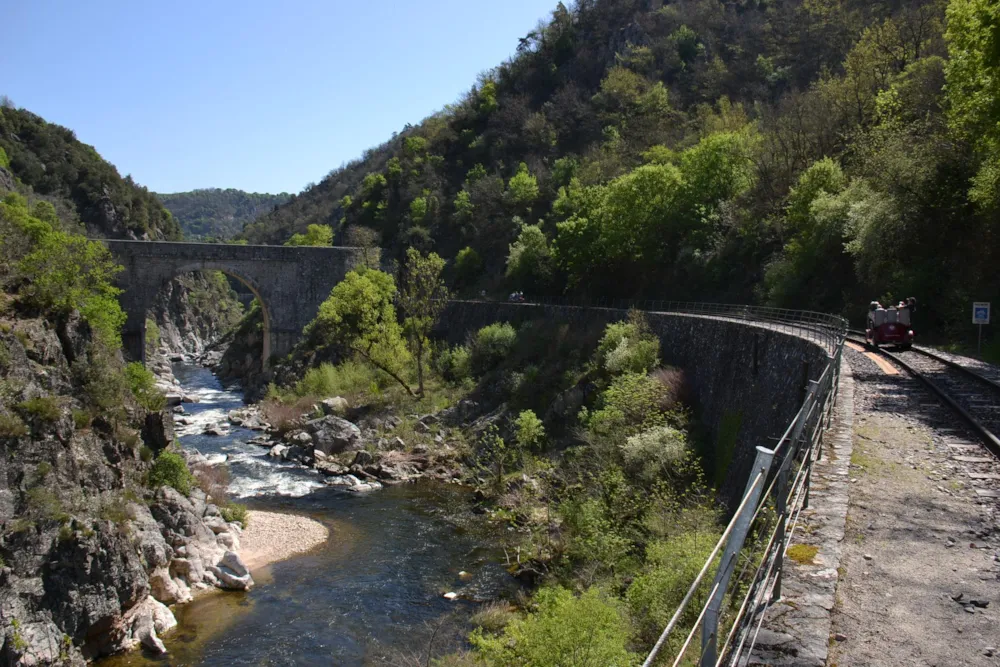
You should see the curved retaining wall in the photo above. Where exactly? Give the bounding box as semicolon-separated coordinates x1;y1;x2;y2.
439;302;832;504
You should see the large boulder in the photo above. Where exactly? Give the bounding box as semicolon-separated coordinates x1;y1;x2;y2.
320;396;349;416
305;415;362;455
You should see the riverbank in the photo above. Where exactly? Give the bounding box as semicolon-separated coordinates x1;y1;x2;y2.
239;510;329;570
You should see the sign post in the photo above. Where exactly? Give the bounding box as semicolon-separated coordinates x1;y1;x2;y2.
973;302;990;356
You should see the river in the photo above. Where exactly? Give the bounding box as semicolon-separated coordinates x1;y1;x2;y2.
104;363;513;666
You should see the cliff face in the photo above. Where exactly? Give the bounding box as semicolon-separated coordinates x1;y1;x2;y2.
0;313;251;665
147;272;243;360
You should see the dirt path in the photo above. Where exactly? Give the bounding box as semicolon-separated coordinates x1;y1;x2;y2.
828;350;1000;666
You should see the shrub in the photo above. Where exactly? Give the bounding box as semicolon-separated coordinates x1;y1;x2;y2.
584;372;667;438
595;312;660;375
649;367;687;412
145;318;161;356
16;396;62;423
469;323;516;375
471;586;637;666
469;602;517;633
435;344;471;383
219;503;249;528
125;362;165;412
514;410;545;450
626;527;721;645
454;246;483;286
71;409;91;429
621;425;689;486
0;412;28;437
148;450;193;496
26;487;68;523
294;360;384;398
259;396;315;434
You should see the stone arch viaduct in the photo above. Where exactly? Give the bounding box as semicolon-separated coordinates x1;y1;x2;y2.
102;240;364;368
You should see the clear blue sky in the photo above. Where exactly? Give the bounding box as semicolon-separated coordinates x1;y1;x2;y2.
2;0;558;194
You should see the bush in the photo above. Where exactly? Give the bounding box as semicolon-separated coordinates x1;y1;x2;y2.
148;450;194;496
469;323;516;375
454;246;483;286
471;586;637;666
16;396;62;423
435;344;472;383
71;409;91;429
514;410;545;450
0;412;28;437
259;396;316;434
125;362;166;412
145;317;161;356
294;360;383;398
584;372;668;438
219;503;249;528
626;526;721;645
621;425;689;486
470;602;517;633
595;312;660;375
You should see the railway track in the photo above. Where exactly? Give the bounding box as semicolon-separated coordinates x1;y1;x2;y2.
846;330;1000;459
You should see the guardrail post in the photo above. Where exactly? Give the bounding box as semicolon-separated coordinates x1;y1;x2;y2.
701;446;776;667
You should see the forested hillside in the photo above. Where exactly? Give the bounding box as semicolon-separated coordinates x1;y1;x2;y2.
242;0;999;339
0;104;181;240
156;188;291;240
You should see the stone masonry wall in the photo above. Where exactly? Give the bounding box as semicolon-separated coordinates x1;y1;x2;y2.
439;301;832;504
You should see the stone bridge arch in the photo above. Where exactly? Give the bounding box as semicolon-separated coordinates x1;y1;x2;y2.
101;240;363;369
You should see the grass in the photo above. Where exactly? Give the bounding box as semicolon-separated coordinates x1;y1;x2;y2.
16;396;62;423
469;602;518;633
0;412;28;437
787;543;819;565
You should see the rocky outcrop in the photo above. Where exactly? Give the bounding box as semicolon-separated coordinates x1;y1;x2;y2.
0;315;252;666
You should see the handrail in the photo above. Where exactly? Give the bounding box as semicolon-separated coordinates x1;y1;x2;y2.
454;296;848;665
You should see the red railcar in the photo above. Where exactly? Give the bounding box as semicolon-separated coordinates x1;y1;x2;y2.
866;298;916;349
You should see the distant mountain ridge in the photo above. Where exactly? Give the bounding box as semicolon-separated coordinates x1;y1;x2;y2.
156;188;291;240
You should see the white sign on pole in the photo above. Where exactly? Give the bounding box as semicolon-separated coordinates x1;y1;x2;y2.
973;302;991;325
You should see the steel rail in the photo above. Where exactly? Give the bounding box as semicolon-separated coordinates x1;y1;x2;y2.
846;334;1000;459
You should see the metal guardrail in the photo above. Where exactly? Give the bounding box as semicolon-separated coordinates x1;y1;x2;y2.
468;296;847;665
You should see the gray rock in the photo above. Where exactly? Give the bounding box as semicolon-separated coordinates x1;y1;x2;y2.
220;550;249;577
268;444;288;458
353;450;377;466
321;396;349;415
305;415;362;455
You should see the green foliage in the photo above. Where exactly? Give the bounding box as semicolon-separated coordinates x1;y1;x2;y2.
945;0;1000;209
294;360;384;398
72;409;90;430
434;344;472;384
16;396;62;423
125;362;166;412
584;372;668;439
157;188;290;240
219;503;249;528
0;146;9;169
399;248;449;394
514;410;545;450
409;197;428;223
145;317;161;357
621;425;689;486
148;450;194;496
469;322;517;375
471;586;637;667
506;163;539;207
0;193;126;348
595;313;661;375
305;268;412;394
626;527;721;645
505;224;553;291
0;412;28;437
285;223;333;246
453;246;483;286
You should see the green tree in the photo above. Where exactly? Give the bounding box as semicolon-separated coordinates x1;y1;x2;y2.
398;248;448;395
514;409;546;450
305;268;413;395
453;246;483;286
945;0;1000;208
506;224;554;291
506;162;540;209
285;223;333;246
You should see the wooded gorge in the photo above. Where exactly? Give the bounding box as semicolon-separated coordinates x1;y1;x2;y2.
242;0;1000;348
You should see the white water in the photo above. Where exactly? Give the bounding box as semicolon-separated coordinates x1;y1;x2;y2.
171;363;326;499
